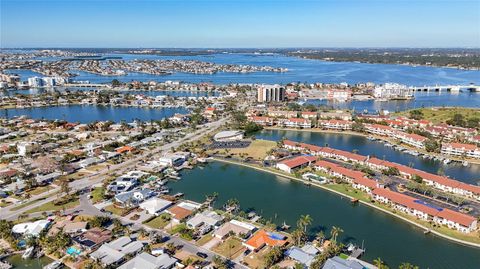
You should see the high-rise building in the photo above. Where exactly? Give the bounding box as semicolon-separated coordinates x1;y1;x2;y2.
27;77;44;88
257;84;286;103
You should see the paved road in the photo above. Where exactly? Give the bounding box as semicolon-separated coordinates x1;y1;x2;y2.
1;118;227;221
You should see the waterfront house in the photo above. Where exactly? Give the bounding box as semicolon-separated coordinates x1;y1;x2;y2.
213;220;257;240
12;219;51;237
73;227;112;250
139;197;173;215
186;210;224;229
394;132;427;149
243;229;288;251
364;123;396;137
114;189;154;207
372;188;477;233
318;120;352;130
285;245;318;268
322;256;365;269
166;201;201;223
276;155;317;174
314;160;378;193
279;118;312;129
441;142;480;159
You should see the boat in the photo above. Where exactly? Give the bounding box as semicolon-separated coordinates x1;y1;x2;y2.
462;161;469;167
281;221;291;230
424;229;431;234
351;198;359;203
22;246;35;259
43;260;63;269
443;159;451;164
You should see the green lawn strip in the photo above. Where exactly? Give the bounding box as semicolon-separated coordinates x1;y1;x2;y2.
25;197;80;214
195;232;215;246
104;204;129;216
143;213;171;229
91;187;106;204
11;197;47;211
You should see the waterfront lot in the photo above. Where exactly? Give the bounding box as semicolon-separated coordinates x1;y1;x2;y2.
211;139;276;160
394;107;480;124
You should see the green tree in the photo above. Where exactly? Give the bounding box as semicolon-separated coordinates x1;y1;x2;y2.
330;226;343;242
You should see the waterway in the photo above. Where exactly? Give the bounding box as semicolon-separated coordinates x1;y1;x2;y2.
4;254;53;269
0;105;188;123
254;129;480;185
0;87;221;98
6;53;480;85
169;162;480;269
305;91;480;112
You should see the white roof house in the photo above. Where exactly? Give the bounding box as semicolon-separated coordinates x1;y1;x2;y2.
186;210;224;229
90;236;145;266
12;219;50;237
139;197;173;215
118;252;177;269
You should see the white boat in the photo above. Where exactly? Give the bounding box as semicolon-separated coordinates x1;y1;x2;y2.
43;260;63;269
462;161;469;167
22;246;34;259
443;159;451;164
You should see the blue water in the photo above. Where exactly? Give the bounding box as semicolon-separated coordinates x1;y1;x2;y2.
0;105;189;123
306;92;480;112
9;53;480;85
255;129;480;185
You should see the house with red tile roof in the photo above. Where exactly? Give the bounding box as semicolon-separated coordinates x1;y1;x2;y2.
372;188;477;233
243;229;288;251
276;155;317;174
441;142;480;159
317;120;352;130
279;118;312;129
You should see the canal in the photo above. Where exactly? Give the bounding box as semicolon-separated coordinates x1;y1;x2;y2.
169;162;480;269
4;254;53;269
254;129;480;185
0;105;189;123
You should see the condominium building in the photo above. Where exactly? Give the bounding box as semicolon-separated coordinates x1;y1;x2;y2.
257;84;286;103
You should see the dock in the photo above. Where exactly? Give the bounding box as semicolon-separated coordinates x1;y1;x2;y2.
350;248;365;258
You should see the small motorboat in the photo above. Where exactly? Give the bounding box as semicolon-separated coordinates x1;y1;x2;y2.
22;246;34;259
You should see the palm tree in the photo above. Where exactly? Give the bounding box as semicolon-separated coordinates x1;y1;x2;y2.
373;257;389;269
315;230;325;244
330;226;343;242
297;214;313;232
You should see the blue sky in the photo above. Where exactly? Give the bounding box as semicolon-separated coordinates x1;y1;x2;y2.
1;0;479;48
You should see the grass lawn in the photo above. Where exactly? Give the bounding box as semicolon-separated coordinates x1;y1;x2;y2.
394;107;480;124
28;186;54;196
211;237;245;259
324;184;371;202
86;163;107;172
90;187;106;203
195;232;214;246
25;197;79;214
244;246;269;269
144;214;171;229
216;139;276;160
0;201;11;207
104;204;130;216
11;197;47;211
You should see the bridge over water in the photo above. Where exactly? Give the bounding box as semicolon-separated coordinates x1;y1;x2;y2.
409;85;480;92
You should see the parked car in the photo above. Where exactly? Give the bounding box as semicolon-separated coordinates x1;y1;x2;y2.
196;252;208;259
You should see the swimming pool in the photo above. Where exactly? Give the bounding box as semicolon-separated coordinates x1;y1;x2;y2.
66;246;81;256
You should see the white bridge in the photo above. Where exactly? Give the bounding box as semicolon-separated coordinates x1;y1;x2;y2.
409;85;480;92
